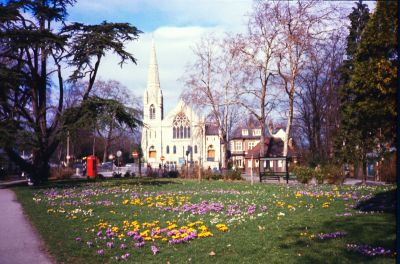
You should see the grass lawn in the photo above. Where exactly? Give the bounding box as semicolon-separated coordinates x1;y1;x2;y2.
12;178;396;263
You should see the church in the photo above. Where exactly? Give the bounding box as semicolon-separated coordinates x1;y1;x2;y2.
140;41;222;170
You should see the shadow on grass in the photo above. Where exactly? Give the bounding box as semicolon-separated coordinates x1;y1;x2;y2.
277;211;396;263
355;189;396;213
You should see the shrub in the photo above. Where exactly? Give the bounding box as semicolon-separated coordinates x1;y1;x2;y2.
291;166;314;184
167;171;179;178
226;169;242;180
211;174;223;180
322;164;344;184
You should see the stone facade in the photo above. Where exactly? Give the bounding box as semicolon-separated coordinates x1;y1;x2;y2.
140;41;221;170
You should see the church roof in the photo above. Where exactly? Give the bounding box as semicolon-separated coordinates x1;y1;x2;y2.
146;39;161;95
205;124;219;135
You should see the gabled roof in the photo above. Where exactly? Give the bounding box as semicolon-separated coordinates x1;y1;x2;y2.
245;136;297;159
205;124;219;136
245;138;271;158
230;127;262;140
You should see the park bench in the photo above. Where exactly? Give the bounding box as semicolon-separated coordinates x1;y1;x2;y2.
260;171;297;183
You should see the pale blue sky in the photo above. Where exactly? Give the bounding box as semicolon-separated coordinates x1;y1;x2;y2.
65;0;253;113
64;1;376;114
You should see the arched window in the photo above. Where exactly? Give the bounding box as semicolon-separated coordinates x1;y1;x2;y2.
173;145;176;154
207;145;215;161
166;145;170;154
149;104;155;119
172;112;191;139
194;145;198;154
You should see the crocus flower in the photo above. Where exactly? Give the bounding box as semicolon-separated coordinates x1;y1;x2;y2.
121;253;130;260
106;241;114;248
97;249;104;255
151;245;159;255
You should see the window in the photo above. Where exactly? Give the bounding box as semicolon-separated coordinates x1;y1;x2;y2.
173;145;176;154
253;129;261;136
149;104;155;119
235;141;242;151
194;145;198;154
248;142;255;150
207;145;215;161
173;112;191;139
166;146;170;154
149;146;156;158
242;129;248;136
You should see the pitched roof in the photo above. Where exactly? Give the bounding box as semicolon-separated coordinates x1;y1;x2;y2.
230;127;262;140
245;138;271;158
245;136;297;159
205;124;219;135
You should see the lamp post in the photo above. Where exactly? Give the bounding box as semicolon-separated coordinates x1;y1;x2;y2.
251;154;254;186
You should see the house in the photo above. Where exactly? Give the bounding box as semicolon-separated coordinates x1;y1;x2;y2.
229;127;261;170
244;128;297;175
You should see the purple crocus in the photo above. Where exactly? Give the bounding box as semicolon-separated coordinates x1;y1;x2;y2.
75;237;81;242
106;241;114;248
97;249;104;255
134;241;145;248
316;231;347;240
120;243;126;250
347;244;393;257
151;245;160;255
121;253;130;260
86;241;93;247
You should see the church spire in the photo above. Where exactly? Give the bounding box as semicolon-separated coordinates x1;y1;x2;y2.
147;39;161;93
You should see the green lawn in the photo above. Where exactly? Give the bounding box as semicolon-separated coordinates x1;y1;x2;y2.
13;178;396;263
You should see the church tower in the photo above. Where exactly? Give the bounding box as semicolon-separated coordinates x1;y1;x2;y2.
141;40;164;164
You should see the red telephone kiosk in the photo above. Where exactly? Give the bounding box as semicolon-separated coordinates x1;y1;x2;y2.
86;155;99;178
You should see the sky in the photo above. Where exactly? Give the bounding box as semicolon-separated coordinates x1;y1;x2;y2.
66;0;376;114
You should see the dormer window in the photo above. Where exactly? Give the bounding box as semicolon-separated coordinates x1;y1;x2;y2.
242;129;248;136
149;104;155;119
253;129;261;136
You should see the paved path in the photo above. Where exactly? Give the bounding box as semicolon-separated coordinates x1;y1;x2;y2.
0;188;53;264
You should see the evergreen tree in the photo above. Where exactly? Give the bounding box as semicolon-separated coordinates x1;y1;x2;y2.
337;1;397;182
0;0;142;185
336;0;370;169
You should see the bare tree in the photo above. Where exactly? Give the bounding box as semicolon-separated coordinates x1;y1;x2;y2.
295;32;345;165
273;0;339;159
180;34;240;169
232;0;282;157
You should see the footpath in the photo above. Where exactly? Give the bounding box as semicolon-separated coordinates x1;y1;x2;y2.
0;187;53;264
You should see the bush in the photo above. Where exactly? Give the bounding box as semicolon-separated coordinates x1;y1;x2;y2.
226;169;242;180
211;174;223;180
167;171;179;178
291;166;314;184
321;164;344;184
